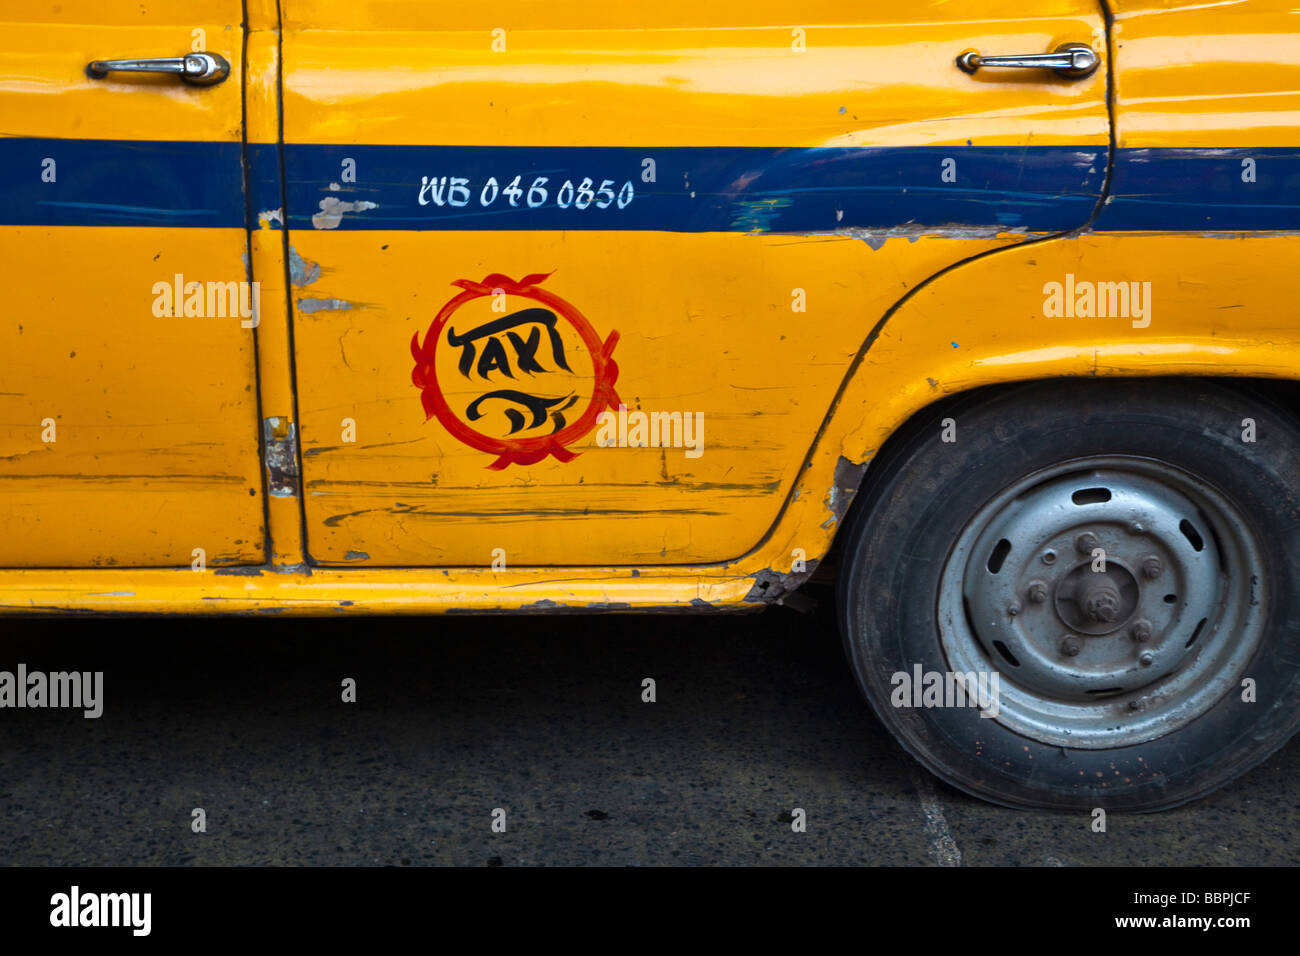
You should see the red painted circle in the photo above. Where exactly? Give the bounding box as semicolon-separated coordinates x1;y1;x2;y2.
411;273;620;469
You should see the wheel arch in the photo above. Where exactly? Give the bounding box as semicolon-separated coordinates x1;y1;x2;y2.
749;229;1300;603
772;373;1300;605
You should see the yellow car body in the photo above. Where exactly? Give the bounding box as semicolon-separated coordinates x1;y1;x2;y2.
0;0;1297;615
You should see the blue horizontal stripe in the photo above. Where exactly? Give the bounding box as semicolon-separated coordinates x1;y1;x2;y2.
282;144;1104;233
1093;147;1300;231
246;142;284;229
0;138;245;228
2;138;1297;233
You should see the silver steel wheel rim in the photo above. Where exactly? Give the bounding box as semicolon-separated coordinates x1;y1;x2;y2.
936;455;1266;749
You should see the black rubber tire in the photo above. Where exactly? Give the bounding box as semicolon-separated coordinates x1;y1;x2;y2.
837;378;1300;811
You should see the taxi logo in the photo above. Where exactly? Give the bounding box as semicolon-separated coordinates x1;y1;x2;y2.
411;272;620;469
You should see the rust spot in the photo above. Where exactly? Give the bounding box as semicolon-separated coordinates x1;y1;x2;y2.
742;563;819;605
263;417;300;498
822;456;867;529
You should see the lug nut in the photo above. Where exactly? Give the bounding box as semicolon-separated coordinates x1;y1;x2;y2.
1131;619;1153;642
1027;581;1048;604
1075;532;1099;554
1138;651;1155;667
1060;635;1083;657
1140;555;1163;580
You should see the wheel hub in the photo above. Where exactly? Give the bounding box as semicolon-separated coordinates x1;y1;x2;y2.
938;456;1266;748
1055;563;1138;633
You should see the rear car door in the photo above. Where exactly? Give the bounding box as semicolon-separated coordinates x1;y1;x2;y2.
278;0;1110;567
0;2;264;567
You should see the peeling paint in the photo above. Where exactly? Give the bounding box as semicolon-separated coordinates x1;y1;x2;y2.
258;207;283;228
742;562;819;604
343;550;370;561
743;568;790;603
263;417;300;498
298;297;356;314
312;195;378;230
1095;229;1300;240
730;197;794;233
213;566;264;577
816;224;1030;248
288;246;321;286
822;456;868;529
441;601;756;616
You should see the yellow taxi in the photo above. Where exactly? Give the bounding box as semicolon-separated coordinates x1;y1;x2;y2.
3;0;1299;810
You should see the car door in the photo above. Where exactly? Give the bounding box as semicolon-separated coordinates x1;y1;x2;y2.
0;2;265;568
278;0;1110;567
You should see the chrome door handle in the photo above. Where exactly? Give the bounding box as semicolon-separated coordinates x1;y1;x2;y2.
957;42;1099;79
86;52;231;86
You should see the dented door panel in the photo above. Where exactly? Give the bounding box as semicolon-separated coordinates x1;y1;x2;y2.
279;0;1110;567
0;2;265;568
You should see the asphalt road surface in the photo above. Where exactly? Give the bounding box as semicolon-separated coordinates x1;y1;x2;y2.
2;593;1297;866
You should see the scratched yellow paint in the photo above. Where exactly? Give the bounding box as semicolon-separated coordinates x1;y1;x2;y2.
3;1;1300;611
769;233;1300;584
282;0;1107;567
0;3;263;568
3;233;1300;610
291;230;1011;565
245;23;308;568
0;228;264;567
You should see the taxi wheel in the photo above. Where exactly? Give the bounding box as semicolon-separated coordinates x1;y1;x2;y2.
837;378;1300;811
